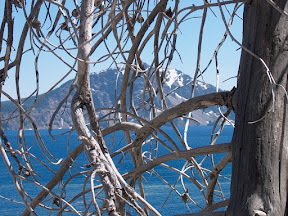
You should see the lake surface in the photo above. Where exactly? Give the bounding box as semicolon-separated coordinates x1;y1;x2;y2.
0;126;233;215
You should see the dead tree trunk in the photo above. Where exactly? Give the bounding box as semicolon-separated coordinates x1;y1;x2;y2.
228;1;288;215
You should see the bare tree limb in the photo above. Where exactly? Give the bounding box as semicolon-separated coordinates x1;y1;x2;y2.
123;143;232;180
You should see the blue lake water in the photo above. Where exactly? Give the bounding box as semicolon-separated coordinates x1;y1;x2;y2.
0;126;233;215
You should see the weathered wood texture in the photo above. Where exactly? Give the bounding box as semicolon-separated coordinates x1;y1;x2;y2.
228;0;288;215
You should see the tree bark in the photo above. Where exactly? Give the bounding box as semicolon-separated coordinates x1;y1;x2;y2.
228;1;288;215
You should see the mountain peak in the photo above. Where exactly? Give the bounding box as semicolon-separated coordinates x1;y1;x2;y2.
161;68;183;88
1;66;226;130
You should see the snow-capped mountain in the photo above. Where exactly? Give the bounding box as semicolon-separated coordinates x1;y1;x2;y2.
1;67;229;130
160;68;222;125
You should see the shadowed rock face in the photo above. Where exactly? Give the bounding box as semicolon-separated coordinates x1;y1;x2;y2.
2;67;231;130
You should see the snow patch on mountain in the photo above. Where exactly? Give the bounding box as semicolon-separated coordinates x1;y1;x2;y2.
163;69;184;88
207;110;218;117
174;92;186;101
197;81;208;90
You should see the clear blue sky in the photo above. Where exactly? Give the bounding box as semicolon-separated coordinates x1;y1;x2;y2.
0;1;243;100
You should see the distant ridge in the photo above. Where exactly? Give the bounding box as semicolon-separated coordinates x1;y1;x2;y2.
1;67;227;130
